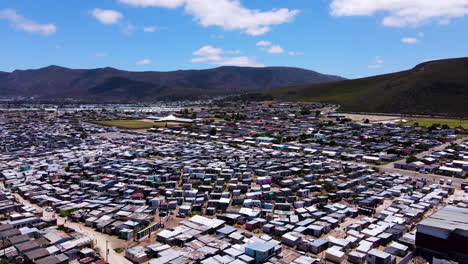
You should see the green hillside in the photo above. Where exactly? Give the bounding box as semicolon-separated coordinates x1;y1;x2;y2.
266;58;468;116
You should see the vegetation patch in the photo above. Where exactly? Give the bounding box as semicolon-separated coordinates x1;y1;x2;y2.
90;120;156;129
405;118;467;129
90;120;186;129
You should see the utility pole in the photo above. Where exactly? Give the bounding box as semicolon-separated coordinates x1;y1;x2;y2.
106;240;109;263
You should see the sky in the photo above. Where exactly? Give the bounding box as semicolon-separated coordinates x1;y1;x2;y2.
1;0;468;78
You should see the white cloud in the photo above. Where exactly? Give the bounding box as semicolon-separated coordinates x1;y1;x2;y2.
91;8;123;24
330;0;468;27
119;0;186;8
191;45;264;67
226;50;242;54
401;37;418;44
120;0;299;35
288;51;303;56
122;24;136;34
136;59;151;65
268;45;284;54
368;56;384;68
256;40;271;47
95;53;107;57
0;8;57;35
143;26;157;32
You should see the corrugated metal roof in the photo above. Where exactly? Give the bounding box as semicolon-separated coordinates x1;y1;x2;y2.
418;206;468;231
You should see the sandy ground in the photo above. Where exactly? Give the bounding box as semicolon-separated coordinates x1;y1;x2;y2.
340;113;406;124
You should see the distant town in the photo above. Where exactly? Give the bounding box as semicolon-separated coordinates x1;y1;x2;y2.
0;101;467;264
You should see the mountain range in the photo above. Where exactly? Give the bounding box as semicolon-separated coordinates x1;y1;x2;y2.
266;58;468;116
0;65;344;102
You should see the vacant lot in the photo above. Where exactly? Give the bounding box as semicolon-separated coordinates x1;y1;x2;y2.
339;113;403;123
405;118;468;129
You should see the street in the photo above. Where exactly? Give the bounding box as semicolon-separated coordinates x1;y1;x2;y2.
3;183;132;264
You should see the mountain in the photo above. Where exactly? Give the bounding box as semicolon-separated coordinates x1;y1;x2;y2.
0;65;344;102
266;58;468;116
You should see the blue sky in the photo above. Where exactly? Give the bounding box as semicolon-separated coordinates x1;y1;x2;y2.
1;0;468;78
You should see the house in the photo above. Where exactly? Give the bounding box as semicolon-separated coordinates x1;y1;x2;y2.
281;232;302;247
310;239;328;254
244;241;275;263
348;251;366;264
438;166;463;177
126;246;148;263
366;249;395;264
325;246;345;263
384;242;408;257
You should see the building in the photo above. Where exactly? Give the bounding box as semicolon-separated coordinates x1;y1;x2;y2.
416;206;468;263
366;249;395;264
244;241;275;263
148;114;194;123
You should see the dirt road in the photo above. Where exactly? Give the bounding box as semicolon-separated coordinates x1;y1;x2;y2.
7;187;132;264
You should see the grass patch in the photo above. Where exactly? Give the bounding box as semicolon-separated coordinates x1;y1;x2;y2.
405;118;468;129
90;120;155;129
114;248;124;253
90;119;187;129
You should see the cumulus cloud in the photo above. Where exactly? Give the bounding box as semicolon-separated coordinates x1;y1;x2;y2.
91;8;123;24
191;45;264;67
401;37;418;44
0;8;57;35
136;59;151;65
256;40;271;47
119;0;186;8
268;45;284;54
120;0;299;35
330;0;468;27
368;56;384;68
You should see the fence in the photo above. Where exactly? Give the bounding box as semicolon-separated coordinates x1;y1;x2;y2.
136;223;160;241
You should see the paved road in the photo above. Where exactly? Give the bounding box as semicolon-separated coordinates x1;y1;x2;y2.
379;167;466;185
376;138;467;185
4;184;132;264
415;138;465;159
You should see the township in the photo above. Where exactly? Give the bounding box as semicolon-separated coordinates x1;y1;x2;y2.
0;102;467;264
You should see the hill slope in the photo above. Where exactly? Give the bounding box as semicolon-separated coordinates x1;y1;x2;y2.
266;58;468;116
0;65;344;102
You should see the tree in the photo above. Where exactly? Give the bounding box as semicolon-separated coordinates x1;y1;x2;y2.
300;108;311;115
406;155;418;163
209;128;217;136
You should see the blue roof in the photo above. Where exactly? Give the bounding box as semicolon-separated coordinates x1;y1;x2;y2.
245;241;274;252
217;226;237;235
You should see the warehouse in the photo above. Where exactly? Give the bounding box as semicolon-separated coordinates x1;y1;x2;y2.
416;206;468;263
